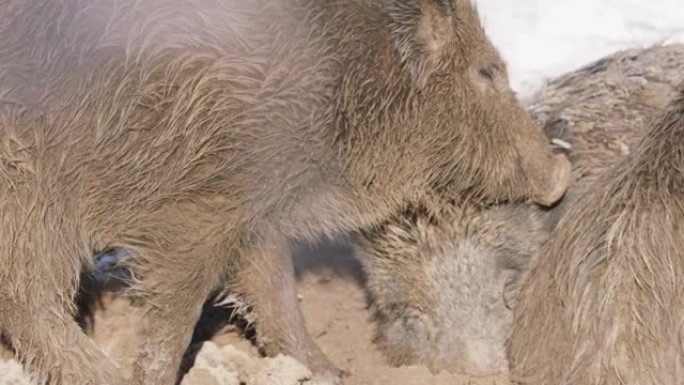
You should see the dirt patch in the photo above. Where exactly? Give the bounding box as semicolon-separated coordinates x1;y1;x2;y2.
182;342;312;385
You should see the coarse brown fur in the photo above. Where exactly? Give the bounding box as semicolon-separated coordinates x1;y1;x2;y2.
0;1;570;384
351;44;684;380
530;44;684;225
509;45;684;384
357;196;550;377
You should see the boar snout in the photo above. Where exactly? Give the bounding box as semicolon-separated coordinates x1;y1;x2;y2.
530;153;572;207
456;339;509;378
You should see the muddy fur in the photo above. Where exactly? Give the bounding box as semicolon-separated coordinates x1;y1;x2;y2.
509;45;684;384
0;1;570;384
357;197;550;377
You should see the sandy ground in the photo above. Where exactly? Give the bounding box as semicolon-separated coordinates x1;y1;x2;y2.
0;240;508;385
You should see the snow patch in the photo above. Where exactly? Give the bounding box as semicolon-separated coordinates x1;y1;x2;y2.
475;0;684;95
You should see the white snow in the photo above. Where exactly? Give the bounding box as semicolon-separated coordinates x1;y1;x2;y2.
475;0;684;95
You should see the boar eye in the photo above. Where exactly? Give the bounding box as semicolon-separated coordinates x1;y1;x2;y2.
478;65;495;82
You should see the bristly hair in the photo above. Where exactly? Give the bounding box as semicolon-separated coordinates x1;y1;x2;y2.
387;0;455;87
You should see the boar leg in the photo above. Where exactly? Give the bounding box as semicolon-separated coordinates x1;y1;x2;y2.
131;245;222;385
1;297;125;385
232;241;343;382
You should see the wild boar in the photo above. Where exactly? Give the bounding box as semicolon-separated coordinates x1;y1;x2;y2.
509;45;684;384
357;197;550;377
0;1;569;384
353;44;684;379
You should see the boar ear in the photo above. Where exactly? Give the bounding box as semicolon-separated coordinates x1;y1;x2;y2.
389;0;454;88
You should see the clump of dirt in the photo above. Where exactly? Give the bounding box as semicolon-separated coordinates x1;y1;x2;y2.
182;342;313;385
0;241;510;385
